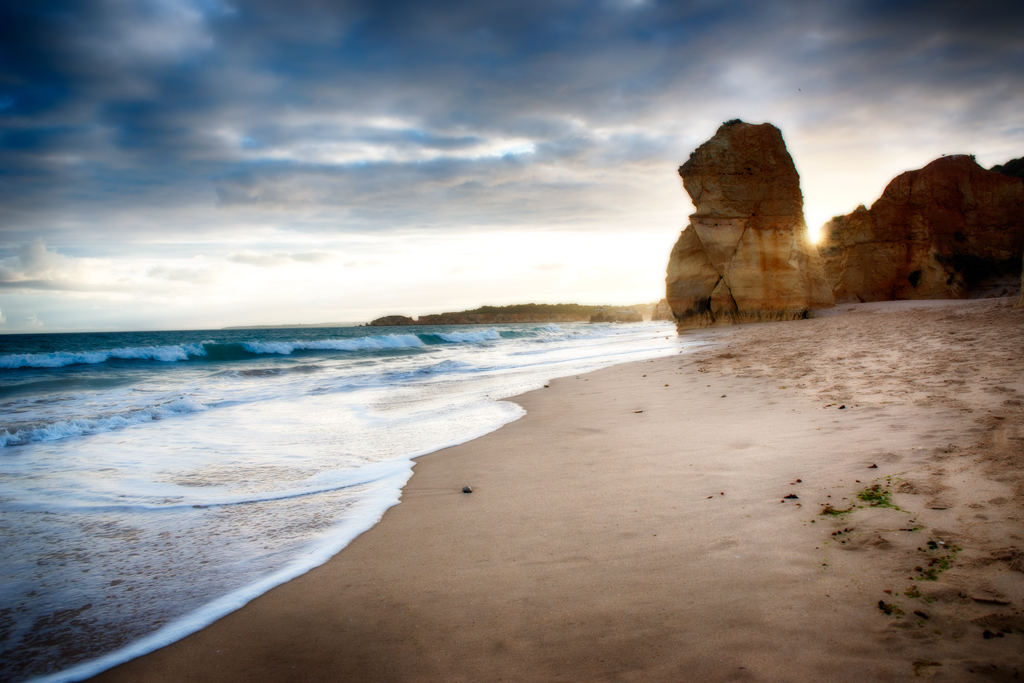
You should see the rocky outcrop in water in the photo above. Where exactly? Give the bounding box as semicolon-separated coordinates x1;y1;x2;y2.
665;121;833;330
369;315;417;326
589;309;643;323
818;155;1024;302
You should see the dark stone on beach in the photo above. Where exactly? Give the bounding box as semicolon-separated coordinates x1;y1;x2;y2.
784;494;799;499
914;610;929;620
839;405;846;409
721;395;727;398
983;630;994;639
869;464;878;468
462;486;473;493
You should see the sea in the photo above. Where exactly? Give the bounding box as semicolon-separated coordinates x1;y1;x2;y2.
0;321;688;682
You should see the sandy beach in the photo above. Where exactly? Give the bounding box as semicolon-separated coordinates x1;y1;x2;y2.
89;298;1024;682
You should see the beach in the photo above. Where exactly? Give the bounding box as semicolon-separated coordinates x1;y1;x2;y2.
88;298;1024;682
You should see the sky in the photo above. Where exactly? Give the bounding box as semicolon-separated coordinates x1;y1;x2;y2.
1;0;1022;333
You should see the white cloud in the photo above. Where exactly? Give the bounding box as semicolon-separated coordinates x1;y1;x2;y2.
0;239;90;289
147;266;220;284
228;250;333;267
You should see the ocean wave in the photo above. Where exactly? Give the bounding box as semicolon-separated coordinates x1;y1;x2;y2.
0;343;209;369
0;326;581;371
434;328;501;343
0;335;429;368
0;395;207;447
241;334;425;355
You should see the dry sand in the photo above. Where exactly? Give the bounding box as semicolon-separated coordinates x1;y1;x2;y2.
91;298;1024;682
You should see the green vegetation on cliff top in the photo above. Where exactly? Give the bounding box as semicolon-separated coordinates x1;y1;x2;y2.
991;157;1024;180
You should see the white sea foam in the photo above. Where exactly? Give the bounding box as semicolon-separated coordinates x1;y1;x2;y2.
241;334;424;355
0;395;207;447
24;463;413;683
436;328;501;343
25;459;426;513
25;405;529;683
0;343;208;369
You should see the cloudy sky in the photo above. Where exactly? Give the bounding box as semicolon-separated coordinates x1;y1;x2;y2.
1;0;1022;332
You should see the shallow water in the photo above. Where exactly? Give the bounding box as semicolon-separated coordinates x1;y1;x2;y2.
0;321;687;682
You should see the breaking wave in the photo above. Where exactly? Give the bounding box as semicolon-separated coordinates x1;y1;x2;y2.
0;329;547;370
0;343;209;369
434;328;502;343
241;334;425;355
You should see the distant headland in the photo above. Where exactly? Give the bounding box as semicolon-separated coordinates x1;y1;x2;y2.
368;302;672;326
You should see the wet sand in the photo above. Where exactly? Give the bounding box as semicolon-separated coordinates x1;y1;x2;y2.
91;298;1024;682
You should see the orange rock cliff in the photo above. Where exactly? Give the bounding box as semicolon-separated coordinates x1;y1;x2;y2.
818;155;1024;303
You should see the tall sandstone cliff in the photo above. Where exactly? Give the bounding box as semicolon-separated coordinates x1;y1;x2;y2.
818;155;1024;302
665;122;833;330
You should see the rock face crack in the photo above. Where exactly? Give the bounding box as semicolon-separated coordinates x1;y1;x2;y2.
665;121;833;331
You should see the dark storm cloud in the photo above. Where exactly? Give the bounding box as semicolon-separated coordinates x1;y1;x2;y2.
2;0;1023;240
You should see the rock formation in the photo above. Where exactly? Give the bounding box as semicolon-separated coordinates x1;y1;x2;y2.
589;309;643;323
368;304;644;326
369;315;417;326
369;312;593;326
665;121;833;330
416;312;591;324
818;155;1024;302
650;299;673;321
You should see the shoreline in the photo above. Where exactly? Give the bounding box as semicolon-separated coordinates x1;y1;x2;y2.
85;298;1024;682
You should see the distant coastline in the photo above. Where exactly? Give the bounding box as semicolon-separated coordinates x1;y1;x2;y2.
368;303;658;326
222;322;363;330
